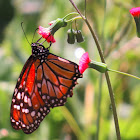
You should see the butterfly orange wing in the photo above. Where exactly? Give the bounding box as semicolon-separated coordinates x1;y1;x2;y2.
10;52;82;134
35;53;82;108
10;56;50;134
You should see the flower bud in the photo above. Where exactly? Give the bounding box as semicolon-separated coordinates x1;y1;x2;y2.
67;29;75;44
75;30;84;43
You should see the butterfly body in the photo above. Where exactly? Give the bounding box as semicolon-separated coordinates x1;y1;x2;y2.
10;43;82;134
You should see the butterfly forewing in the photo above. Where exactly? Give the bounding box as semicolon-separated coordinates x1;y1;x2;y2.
10;56;50;134
10;56;34;130
10;43;82;134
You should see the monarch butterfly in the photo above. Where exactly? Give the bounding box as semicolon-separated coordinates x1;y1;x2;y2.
10;42;82;134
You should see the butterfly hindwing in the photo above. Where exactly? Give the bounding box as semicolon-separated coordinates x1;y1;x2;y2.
35;53;82;108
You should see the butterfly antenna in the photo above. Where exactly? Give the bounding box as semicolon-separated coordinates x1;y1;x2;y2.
47;42;52;50
21;22;31;45
32;27;40;43
40;34;51;45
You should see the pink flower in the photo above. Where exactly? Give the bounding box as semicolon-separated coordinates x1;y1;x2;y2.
130;7;140;17
79;52;91;74
38;26;56;43
130;7;140;38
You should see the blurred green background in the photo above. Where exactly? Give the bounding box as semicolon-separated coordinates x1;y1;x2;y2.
1;0;140;140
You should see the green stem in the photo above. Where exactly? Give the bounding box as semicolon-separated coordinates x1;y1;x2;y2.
69;0;121;140
108;69;140;80
63;12;79;20
96;74;103;140
65;16;82;23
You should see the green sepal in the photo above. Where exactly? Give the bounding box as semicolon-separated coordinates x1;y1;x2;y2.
134;17;140;38
50;18;67;34
89;61;107;73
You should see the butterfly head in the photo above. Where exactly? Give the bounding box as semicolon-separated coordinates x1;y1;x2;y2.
31;43;49;60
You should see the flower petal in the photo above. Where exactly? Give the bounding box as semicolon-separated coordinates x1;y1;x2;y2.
130;7;140;17
46;35;56;43
38;26;56;43
79;52;91;74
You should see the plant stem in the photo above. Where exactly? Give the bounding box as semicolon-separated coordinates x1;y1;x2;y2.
108;69;140;80
69;0;121;139
63;12;79;20
86;21;121;139
105;72;121;138
96;74;103;140
65;16;82;23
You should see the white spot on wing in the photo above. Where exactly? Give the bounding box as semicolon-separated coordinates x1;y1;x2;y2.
25;109;29;113
23;81;26;86
20;103;23;107
25;88;28;92
17;92;21;100
51;100;54;103
19;85;22;88
58;57;69;63
24;96;28;103
18;78;20;82
38;112;41;117
42;95;46;100
22;124;26;127
12;99;16;103
14;88;18;94
22;92;24;99
28;98;32;107
31;111;35;117
37;83;41;88
22;108;25;113
14;105;17;109
35;120;37;124
60;100;63;103
14;88;18;96
12;119;15;122
16;105;20;110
